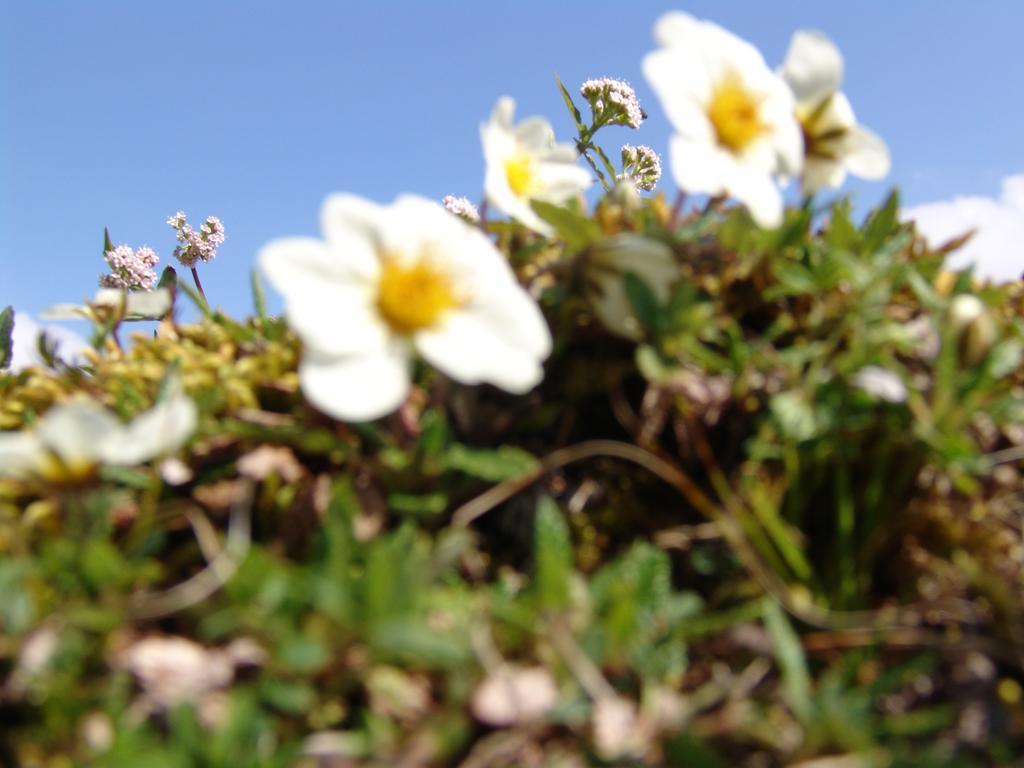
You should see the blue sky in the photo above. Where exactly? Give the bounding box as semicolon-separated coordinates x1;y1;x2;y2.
2;2;1022;322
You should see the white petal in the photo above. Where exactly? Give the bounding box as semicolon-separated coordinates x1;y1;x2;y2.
319;195;388;281
38;303;91;321
123;289;172;320
531;161;593;203
668;135;729;197
642;48;714;141
259;237;387;356
803;156;847;193
36;402;121;467
100;392;198;466
589;235;678;340
843;125;891;180
0;432;48;479
514;116;555;150
725;163;784;228
415;287;551;394
780;30;844;105
653;11;703;48
299;345;411;422
489;96;516;130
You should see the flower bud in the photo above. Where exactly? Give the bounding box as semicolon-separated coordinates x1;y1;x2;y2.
618;144;662;192
580;78;645;129
949;294;996;367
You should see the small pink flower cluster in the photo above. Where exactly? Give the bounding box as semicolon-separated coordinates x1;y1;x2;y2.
580;78;645;130
99;244;160;290
442;195;480;223
167;211;226;267
619;144;662;191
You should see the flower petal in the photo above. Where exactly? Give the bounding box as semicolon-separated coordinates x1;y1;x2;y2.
531;161;593;203
803;156;847;193
642;48;714;141
319;195;387;281
416;287;551;394
299;345;411;422
36;402;122;467
781;30;844;105
259;237;387;356
514;116;555;150
843;125;891;180
668;135;728;197
725;162;784;228
0;432;48;479
100;389;198;466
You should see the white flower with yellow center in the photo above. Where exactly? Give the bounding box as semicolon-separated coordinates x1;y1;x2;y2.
780;30;891;193
642;12;803;228
259;194;553;422
0;380;197;482
481;97;592;235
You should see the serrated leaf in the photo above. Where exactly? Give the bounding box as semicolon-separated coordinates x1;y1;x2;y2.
444;443;537;482
0;306;14;369
530;199;602;250
826;200;859;251
862;189;901;253
534;496;572;611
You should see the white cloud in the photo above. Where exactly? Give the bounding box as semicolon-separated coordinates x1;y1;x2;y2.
902;174;1024;283
8;311;89;371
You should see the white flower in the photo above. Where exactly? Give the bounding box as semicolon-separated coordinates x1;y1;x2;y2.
481;97;592;235
116;636;234;711
41;288;173;323
259;194;553;422
471;665;559;727
852;365;907;403
643;12;803;227
586;234;678;340
780;30;891;192
0;378;197;481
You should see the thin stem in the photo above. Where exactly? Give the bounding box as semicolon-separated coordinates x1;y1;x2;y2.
669;190;687;229
190;267;208;303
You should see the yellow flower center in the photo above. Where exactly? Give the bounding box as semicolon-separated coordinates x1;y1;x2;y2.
504;151;537;197
708;72;768;153
376;254;459;335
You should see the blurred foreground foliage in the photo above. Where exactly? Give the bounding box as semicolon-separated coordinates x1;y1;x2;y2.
3;191;1024;766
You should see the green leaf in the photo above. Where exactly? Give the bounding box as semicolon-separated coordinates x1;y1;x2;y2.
623;271;662;334
534;496;572;611
768;260;818;298
387;491;448;517
444;443;537;482
529;199;601;250
862;189;901;253
825;199;859;251
276;634;331;673
554;73;585;131
0;305;13;369
103;226;114;254
763;599;813;722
